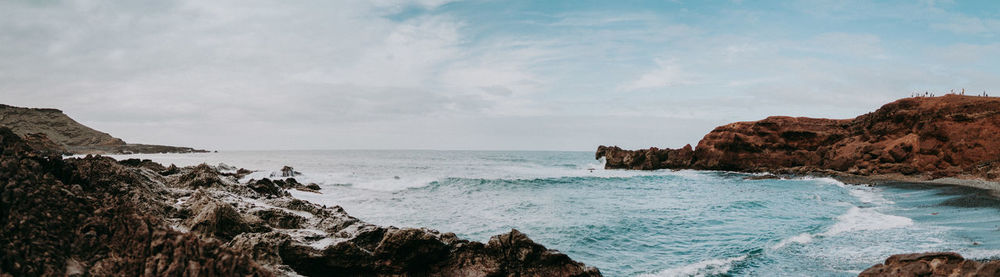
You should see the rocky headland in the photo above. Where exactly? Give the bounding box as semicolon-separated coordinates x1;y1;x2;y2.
0;104;207;155
596;95;1000;276
597;95;1000;183
0;127;600;276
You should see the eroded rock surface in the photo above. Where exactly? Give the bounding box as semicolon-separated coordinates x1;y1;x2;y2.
598;95;1000;181
859;252;1000;276
0;127;600;276
0;127;269;276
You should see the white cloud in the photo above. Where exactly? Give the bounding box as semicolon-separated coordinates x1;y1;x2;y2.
931;16;1000;36
619;58;698;91
2;1;999;150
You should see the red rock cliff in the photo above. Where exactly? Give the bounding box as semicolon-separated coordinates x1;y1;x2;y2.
597;95;1000;180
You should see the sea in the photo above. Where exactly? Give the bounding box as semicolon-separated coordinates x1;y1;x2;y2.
101;150;1000;277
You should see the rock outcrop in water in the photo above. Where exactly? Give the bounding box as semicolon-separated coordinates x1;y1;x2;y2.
0;104;207;154
597;95;1000;181
0;127;600;276
859;252;1000;276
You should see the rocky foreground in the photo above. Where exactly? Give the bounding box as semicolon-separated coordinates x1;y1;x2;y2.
0;127;600;276
596;95;1000;276
0;104;207;154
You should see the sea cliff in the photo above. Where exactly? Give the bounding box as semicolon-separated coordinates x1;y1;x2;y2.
597;95;1000;182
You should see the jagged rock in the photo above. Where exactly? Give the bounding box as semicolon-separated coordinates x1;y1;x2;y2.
228;232;293;268
0;127;270;276
305;183;321;191
1;125;602;276
160;164;179;176
859;252;1000;276
596;145;693;170
253;209;305;229
248;178;289;198
280;166;299;177
183;190;253;240
235;168;254;179
173;164;225;189
117;158;167;172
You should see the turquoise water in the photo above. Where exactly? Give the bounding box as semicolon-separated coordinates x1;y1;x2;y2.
109;151;1000;276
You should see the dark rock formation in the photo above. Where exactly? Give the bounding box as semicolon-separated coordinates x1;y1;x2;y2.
0;127;270;276
597;95;1000;181
117;158;168;172
0;103;208;154
280;166;300;177
596;145;694;170
0;126;600;276
859;252;1000;276
249;178;290;198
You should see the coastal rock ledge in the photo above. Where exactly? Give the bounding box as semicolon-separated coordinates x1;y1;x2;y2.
597;95;1000;181
0;127;600;276
859;252;1000;276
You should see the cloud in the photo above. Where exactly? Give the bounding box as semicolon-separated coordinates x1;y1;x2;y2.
931;16;1000;36
619;58;698;91
1;1;999;150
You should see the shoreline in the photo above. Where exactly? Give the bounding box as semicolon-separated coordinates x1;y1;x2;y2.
0;128;602;276
823;172;1000;198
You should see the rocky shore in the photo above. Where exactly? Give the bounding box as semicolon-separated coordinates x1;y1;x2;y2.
596;95;1000;276
0;127;600;276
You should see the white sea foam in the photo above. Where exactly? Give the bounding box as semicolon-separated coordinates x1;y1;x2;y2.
640;256;746;277
959;249;1000;260
772;233;815;249
797;176;893;204
769;206;913;250
105;151;690;192
847;186;893;205
823;207;913;236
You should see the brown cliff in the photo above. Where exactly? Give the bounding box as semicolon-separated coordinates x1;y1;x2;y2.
0;104;207;154
597;95;1000;181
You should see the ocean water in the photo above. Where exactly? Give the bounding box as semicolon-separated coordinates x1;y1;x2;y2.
104;150;1000;276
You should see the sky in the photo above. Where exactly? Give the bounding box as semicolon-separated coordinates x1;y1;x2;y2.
2;0;999;151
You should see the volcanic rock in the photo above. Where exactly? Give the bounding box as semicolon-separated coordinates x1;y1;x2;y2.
1;126;600;276
0;127;270;276
859;252;1000;276
597;95;1000;181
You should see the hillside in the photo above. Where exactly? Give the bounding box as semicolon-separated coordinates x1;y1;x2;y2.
0;104;206;154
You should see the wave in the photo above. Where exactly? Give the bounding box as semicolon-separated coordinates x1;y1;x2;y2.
771;233;815;249
770;177;912;250
824;207;913;236
639;255;746;277
236;165;713;192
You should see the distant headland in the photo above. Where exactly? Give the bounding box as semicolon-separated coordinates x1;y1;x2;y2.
0;104;208;155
